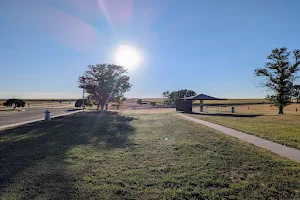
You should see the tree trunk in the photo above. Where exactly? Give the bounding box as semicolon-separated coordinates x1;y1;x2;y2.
278;105;284;114
100;105;104;111
105;104;108;110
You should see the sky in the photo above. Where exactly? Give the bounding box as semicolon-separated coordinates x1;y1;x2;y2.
1;0;300;99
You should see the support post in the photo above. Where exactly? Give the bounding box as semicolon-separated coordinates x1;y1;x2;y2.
200;100;204;112
82;88;85;115
81;77;86;115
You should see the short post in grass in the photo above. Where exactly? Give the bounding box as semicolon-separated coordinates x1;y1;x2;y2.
44;110;50;120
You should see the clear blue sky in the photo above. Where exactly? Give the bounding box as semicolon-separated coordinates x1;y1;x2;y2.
1;0;300;99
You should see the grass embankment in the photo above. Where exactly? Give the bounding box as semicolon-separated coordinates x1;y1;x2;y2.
188;104;300;150
1;111;300;199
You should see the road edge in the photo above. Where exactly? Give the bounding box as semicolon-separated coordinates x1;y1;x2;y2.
0;110;82;131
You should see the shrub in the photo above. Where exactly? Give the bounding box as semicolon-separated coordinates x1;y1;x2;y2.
150;102;156;106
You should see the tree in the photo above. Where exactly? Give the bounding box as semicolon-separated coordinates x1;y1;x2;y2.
162;91;170;99
162;89;197;104
293;85;300;103
78;64;131;111
3;99;25;109
186;90;197;97
111;95;126;109
255;47;300;114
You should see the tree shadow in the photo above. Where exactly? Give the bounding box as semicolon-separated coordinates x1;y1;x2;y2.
189;112;263;118
0;111;135;199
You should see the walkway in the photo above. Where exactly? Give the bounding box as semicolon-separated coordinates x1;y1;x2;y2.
178;113;300;163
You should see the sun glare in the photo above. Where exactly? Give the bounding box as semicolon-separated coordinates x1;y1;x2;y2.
114;45;141;70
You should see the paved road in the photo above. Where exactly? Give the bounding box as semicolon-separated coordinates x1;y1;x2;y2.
0;107;79;126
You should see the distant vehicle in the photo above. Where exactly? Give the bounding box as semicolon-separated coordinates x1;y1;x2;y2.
75;99;92;108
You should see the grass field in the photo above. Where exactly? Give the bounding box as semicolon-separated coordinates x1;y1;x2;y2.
1;110;300;199
188;104;300;150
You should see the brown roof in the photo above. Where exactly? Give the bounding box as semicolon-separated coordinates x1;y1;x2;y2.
180;94;226;100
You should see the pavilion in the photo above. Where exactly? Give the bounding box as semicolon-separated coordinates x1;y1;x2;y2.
180;93;226;112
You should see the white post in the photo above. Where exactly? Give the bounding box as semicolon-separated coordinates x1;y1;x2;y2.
82;88;85;115
44;110;50;120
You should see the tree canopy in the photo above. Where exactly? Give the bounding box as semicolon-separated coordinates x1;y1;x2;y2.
78;64;131;110
255;47;300;114
293;85;300;103
162;89;197;104
3;99;26;109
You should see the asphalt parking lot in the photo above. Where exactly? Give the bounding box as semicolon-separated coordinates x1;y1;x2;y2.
0;107;79;127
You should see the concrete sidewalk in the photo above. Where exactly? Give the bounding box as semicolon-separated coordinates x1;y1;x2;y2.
0;110;82;131
178;113;300;163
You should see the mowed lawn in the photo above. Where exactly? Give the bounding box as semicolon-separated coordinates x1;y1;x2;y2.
189;104;300;150
1;111;300;199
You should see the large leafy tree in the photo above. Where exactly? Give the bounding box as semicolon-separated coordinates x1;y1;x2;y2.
293;85;300;103
255;47;300;114
78;64;131;111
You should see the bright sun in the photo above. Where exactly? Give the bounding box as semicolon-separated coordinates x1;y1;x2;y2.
114;45;141;70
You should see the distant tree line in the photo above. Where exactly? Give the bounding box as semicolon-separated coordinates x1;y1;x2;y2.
162;89;196;104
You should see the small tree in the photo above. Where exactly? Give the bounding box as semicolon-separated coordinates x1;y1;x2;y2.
255;47;300;114
3;99;25;109
293;85;300;103
78;64;131;111
162;89;196;104
137;99;142;104
111;95;126;109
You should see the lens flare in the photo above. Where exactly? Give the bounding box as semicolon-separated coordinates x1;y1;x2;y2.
114;45;141;70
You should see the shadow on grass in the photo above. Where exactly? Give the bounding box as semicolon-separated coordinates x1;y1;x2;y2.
189;112;263;118
0;111;135;199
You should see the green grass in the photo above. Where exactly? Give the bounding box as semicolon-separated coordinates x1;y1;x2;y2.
186;113;300;150
1;111;300;199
